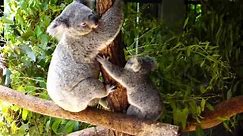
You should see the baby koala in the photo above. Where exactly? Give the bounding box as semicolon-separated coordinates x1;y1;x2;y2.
97;56;163;120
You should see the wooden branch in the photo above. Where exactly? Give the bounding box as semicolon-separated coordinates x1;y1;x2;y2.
1;85;243;134
184;96;243;131
0;85;179;136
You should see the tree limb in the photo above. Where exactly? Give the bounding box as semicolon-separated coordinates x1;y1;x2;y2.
1;85;243;134
0;85;179;136
184;95;243;131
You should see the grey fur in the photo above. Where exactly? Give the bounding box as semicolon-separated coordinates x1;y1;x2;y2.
97;56;163;120
46;0;123;112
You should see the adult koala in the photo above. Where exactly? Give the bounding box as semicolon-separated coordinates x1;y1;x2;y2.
46;0;123;112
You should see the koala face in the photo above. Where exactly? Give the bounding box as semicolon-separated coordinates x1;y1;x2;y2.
47;0;99;40
125;57;157;73
125;57;141;72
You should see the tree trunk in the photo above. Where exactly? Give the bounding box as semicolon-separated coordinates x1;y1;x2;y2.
97;0;128;113
97;0;129;135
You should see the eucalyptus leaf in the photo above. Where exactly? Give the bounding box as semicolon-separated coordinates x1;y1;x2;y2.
20;44;36;62
22;109;29;121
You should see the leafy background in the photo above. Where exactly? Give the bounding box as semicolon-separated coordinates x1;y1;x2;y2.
0;0;242;135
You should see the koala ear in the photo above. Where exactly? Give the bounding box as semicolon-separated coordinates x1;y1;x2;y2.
150;58;157;71
47;17;67;40
55;16;70;27
144;56;157;71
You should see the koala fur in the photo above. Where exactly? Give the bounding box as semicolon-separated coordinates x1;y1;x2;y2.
46;0;123;112
97;56;163;120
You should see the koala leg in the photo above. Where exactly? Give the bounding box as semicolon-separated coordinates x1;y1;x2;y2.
88;98;100;107
82;78;110;100
98;98;110;110
126;105;145;119
58;77;115;112
82;78;115;102
88;98;110;110
127;105;162;120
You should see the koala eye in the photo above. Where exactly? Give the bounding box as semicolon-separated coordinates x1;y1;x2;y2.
126;61;133;65
52;24;58;28
80;22;87;27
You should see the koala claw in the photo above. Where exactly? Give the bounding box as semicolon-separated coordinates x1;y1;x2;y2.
106;84;116;93
96;55;109;64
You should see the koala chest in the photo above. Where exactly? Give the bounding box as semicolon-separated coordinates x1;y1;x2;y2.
47;44;100;90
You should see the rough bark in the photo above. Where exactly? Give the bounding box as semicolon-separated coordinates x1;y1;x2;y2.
97;0;129;115
0;85;179;136
96;0;129;135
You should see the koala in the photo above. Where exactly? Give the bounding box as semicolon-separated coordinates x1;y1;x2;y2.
96;56;163;120
46;0;123;112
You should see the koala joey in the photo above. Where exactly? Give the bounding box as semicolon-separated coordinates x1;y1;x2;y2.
97;56;163;120
46;0;123;112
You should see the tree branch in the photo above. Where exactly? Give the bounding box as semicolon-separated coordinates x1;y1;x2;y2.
1;85;243;134
184;95;243;131
0;85;179;136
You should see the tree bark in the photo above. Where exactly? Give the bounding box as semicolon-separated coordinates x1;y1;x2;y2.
97;0;129;113
96;0;129;135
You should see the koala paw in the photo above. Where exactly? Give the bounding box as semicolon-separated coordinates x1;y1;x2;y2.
96;55;109;65
105;84;116;93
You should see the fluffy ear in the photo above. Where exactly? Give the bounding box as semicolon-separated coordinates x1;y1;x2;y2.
46;16;69;40
55;17;70;27
148;57;157;71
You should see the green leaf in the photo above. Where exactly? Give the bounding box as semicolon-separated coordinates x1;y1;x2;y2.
200;99;206;112
206;103;214;111
0;17;14;24
35;25;43;38
45;120;51;132
11;105;20;112
20;44;36;62
200;60;205;67
188;100;198;115
4;68;12;87
226;89;232;100
22;109;29;120
173;107;189;128
51;119;62;134
64;121;76;133
183;17;189;29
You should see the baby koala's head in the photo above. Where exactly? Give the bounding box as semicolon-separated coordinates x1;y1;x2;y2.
125;56;157;74
47;0;99;40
